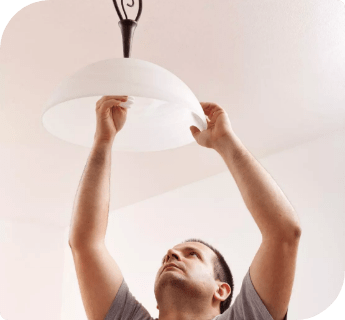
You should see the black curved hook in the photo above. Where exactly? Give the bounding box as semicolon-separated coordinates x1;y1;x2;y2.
113;0;142;22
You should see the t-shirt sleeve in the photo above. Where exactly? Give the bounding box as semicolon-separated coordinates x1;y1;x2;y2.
104;278;154;320
218;267;288;320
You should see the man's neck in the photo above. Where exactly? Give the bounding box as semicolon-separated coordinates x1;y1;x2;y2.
158;306;220;320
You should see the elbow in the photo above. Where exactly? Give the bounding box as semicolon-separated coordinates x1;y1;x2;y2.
284;213;302;242
293;225;302;239
264;225;302;243
68;240;74;248
276;222;302;243
285;225;302;243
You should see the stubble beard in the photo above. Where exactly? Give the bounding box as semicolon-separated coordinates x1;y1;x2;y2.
155;272;206;303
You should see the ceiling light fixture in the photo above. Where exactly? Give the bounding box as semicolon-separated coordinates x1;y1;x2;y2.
42;0;207;152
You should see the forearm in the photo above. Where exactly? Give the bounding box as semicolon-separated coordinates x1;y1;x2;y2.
214;131;302;242
68;139;113;248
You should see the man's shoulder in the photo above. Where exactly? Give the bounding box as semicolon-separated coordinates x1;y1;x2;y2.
105;278;154;320
216;268;276;320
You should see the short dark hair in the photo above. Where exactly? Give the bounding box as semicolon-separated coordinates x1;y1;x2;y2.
181;238;234;314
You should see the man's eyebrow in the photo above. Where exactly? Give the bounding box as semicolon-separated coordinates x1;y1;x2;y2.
161;246;203;263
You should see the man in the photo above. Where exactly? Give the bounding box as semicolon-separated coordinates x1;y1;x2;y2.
69;96;302;320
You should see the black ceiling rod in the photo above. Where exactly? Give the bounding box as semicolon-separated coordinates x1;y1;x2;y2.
112;0;124;21
121;0;128;20
112;0;143;58
134;0;142;22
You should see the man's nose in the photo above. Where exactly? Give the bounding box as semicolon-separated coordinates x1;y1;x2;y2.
167;253;179;261
165;248;180;262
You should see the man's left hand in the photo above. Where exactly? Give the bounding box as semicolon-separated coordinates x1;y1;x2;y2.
190;102;233;150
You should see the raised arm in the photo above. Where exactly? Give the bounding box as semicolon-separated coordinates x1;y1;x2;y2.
214;129;301;241
214;128;301;320
68;96;129;320
190;102;302;320
68;95;129;247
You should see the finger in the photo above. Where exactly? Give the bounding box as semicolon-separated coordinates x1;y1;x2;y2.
200;102;221;110
96;96;128;108
97;99;122;113
104;95;128;100
96;96;127;107
200;102;222;116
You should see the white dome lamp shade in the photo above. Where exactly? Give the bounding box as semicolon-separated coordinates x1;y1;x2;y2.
42;0;207;152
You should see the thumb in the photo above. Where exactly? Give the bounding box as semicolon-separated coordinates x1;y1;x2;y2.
190;126;201;140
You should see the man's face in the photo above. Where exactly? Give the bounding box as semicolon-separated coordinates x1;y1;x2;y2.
154;242;218;308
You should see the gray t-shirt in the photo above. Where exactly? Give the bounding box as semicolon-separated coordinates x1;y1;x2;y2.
105;267;288;320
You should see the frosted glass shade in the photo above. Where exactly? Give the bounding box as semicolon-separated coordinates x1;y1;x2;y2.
42;58;207;152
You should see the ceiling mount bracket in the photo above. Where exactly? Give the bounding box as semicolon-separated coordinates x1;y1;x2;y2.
112;0;143;58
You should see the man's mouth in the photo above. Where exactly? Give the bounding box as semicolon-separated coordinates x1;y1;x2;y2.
162;263;182;274
165;266;178;270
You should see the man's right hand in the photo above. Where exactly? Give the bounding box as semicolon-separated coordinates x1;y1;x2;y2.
94;96;129;143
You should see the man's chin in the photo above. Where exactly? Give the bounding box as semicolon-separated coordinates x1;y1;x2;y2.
157;274;187;291
155;269;185;292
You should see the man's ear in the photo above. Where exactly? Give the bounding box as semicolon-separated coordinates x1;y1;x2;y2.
214;281;231;302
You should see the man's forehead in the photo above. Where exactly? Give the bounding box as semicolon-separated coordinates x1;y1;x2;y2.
173;242;215;259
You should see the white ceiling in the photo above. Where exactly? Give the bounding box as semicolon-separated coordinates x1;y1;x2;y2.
0;0;345;228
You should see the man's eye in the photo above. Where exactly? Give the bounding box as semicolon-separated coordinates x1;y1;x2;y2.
190;252;199;257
